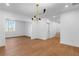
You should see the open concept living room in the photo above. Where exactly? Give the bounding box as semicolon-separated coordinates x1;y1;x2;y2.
0;3;79;56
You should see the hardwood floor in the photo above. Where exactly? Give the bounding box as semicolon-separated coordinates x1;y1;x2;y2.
0;36;79;56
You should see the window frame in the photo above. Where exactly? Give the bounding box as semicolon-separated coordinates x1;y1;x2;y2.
5;19;16;32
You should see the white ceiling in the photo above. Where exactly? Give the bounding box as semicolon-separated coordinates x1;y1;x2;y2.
0;3;79;22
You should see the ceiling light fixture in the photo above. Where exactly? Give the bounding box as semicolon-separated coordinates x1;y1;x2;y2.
65;5;69;8
32;4;46;21
6;3;10;6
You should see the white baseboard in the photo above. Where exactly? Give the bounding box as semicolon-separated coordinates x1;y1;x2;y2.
60;41;79;47
0;43;5;47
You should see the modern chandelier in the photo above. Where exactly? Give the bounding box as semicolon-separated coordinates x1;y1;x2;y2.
32;4;46;21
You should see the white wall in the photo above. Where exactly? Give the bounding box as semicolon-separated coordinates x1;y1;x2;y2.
31;20;48;39
0;10;35;38
25;22;32;37
60;10;79;47
5;20;26;37
49;22;60;38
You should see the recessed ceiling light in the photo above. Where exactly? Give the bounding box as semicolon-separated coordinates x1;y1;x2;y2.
6;3;10;6
65;5;69;8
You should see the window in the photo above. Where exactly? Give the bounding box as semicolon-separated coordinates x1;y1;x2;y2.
5;19;15;32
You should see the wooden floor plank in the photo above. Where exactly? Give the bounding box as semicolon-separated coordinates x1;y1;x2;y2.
0;36;79;56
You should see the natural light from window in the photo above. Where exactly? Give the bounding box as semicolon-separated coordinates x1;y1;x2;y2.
5;19;15;32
